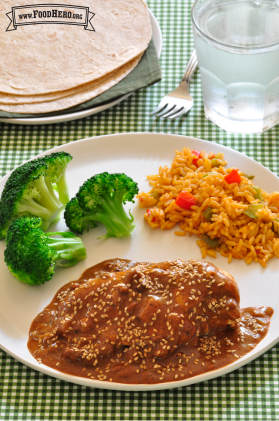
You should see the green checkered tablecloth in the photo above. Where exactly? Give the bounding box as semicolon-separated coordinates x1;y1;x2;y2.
1;1;279;420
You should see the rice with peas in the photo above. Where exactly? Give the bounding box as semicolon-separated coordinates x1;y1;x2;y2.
138;147;279;267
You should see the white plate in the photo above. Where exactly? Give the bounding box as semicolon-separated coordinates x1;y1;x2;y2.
0;133;279;391
0;10;162;126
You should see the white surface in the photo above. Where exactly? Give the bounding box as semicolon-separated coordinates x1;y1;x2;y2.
0;10;162;126
0;133;278;391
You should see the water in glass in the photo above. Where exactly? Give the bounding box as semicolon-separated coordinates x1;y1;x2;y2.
192;0;279;133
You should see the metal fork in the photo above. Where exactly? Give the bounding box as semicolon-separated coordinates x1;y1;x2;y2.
151;50;198;119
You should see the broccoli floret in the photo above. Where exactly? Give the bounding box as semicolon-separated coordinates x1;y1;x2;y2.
4;216;86;285
64;197;97;234
0;151;72;239
42;151;72;205
64;172;139;238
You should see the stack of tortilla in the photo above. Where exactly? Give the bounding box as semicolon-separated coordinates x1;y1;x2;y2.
0;0;152;114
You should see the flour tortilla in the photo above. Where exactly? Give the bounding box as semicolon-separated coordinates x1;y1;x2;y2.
0;65;137;105
0;0;151;95
0;54;142;113
0;54;142;106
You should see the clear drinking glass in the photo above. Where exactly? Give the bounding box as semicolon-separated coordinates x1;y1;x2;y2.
191;0;279;134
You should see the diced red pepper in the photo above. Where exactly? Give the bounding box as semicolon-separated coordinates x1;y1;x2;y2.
146;209;156;222
175;191;196;210
224;169;241;184
191;150;201;167
192;150;200;157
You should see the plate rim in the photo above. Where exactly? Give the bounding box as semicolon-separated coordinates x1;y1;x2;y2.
0;9;162;126
0;132;278;392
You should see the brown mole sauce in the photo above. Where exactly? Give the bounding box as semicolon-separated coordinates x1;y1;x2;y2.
28;259;273;384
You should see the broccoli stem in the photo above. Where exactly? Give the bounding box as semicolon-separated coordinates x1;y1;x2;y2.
56;175;70;205
77;212;98;232
80;214;97;224
93;191;135;238
46;233;86;266
40;219;50;231
31;175;63;213
45;179;63;206
17;197;53;221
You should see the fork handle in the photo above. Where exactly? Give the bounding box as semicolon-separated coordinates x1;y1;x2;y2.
181;50;198;83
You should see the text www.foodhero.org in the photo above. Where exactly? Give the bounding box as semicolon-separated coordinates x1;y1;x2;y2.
18;10;83;20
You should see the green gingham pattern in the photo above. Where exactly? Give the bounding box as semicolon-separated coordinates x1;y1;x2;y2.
1;0;279;419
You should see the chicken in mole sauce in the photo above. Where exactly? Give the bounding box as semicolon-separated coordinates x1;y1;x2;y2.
28;259;273;384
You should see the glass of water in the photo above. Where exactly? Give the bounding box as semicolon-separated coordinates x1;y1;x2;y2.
191;0;279;134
